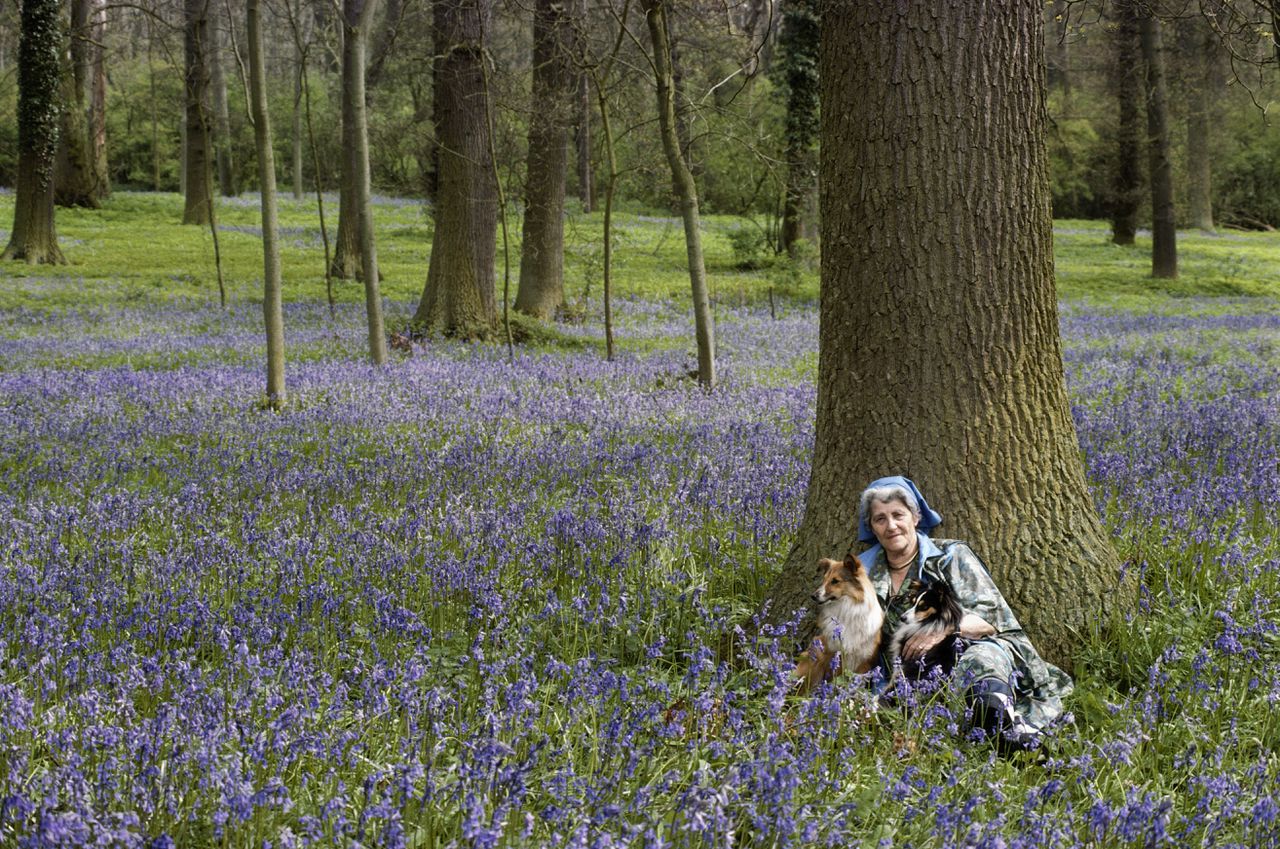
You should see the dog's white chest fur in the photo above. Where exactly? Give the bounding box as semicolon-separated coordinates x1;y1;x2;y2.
817;597;884;671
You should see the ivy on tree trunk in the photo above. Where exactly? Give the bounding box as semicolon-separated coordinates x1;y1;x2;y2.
4;0;66;264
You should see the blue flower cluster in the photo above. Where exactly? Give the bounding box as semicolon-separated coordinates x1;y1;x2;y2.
0;295;1277;846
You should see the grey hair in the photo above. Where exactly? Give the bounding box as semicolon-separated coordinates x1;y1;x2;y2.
858;483;922;529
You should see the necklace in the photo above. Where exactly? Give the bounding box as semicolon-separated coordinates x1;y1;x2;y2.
886;541;918;573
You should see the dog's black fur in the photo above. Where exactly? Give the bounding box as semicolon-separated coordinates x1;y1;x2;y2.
887;580;964;682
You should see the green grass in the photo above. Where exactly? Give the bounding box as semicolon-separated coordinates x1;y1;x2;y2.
6;193;1280;313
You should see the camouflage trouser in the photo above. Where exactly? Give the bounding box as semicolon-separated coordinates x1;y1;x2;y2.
955;639;1039;740
953;639;1015;691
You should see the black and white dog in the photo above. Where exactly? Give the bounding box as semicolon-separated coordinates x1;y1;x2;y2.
887;580;964;682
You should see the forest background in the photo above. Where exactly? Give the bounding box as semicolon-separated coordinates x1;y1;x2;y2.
3;1;1280;848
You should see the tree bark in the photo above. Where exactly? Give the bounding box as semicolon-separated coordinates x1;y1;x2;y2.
515;0;574;320
412;0;498;337
55;0;108;208
247;0;286;406
1182;16;1217;233
776;0;819;255
4;0;66;264
1140;14;1177;279
1109;0;1142;246
292;56;305;201
331;24;365;279
88;0;107;196
758;0;1124;671
576;71;593;212
183;0;214;225
210;2;236;197
643;0;715;389
345;0;388;363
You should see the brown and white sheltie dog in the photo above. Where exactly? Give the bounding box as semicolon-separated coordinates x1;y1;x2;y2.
887;579;964;683
793;556;884;695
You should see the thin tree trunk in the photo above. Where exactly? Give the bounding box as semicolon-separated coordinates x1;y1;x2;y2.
1183;17;1217;232
515;0;574;320
293;57;305;201
1110;0;1142;246
344;0;388;363
149;18;161;191
412;0;497;337
210;2;236;196
4;0;66;264
56;0;108;208
183;0;214;224
1141;14;1177;278
576;73;593;213
759;0;1123;670
331;22;364;280
644;0;714;389
89;0;108;196
247;0;286;406
594;68;618;361
777;0;819;255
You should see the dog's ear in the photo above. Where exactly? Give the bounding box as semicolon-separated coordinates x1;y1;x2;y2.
842;553;863;574
816;557;839;572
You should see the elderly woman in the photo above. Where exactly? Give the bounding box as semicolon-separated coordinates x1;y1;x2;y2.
856;475;1072;750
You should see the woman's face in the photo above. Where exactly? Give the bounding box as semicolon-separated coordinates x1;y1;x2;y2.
868;497;919;558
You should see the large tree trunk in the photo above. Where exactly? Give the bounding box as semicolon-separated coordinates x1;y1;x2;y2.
777;0;819;255
331;24;365;280
344;0;388;363
210;3;236;197
1181;16;1217;233
412;0;497;336
1140;14;1177;279
1109;0;1142;247
515;0;574;320
644;0;715;389
5;0;66;264
758;1;1123;671
183;0;214;225
55;0;109;208
247;0;286;406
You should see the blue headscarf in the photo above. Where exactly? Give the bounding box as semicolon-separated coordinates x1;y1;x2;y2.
856;475;943;543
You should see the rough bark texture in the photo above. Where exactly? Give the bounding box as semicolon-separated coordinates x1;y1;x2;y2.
776;0;819;255
1109;0;1142;247
247;0;286;406
183;0;214;225
412;0;497;336
1140;14;1177;279
644;0;715;389
1181;16;1217;233
758;1;1124;671
331;26;365;280
515;0;574;320
4;0;66;264
55;0;109;208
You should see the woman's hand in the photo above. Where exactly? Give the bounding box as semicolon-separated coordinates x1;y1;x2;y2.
901;630;948;660
901;613;996;660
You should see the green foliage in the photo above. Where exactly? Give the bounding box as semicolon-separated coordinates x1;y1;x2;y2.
1047;91;1111;220
1217;122;1280;229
